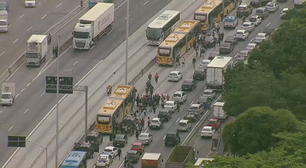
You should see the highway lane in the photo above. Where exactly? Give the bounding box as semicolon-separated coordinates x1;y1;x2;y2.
0;0;81;74
0;0;174;167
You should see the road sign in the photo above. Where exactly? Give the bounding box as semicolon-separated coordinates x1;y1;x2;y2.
8;136;26;147
46;76;73;94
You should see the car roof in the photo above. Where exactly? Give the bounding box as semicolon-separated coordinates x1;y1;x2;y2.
152;117;160;120
204;89;214;92
257;7;266;10
170;71;180;74
282;8;289;11
191;104;200;107
243;22;252;25
166;100;175;103
201;59;211;63
174;91;183;94
250;15;259;18
100;153;111;157
203;126;213;129
127;150;138;154
179;119;189;123
237;29;246;32
225;16;236;19
115;134;125;137
240;50;249;53
140;132;149;136
239;4;247;7
221;42;230;46
257;33;266;36
209;119;218;121
248;43;256;46
132;142;142;145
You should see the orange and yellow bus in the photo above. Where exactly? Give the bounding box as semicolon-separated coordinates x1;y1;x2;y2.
96;85;135;134
157;20;201;66
194;0;236;32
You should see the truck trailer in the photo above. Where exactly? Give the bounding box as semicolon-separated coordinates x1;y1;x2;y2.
73;3;114;50
206;56;233;91
166;146;196;168
0;83;15;106
25;34;48;67
213;102;227;120
142;153;162;168
0;10;9;32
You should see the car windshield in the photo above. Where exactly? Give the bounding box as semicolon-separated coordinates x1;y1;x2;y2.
256;35;265;39
179;123;187;126
127;153;137;157
264;28;274;33
151;119;158;123
203;91;212;95
238;6;247;10
169;73;178;77
104;149;112;152
132;145;141;148
173;94;181;97
208;121;216;124
115;135;124;140
202;128;211;131
242;23;250;27
195;70;203;74
256;10;263;14
139;134;147;138
247;44;255;48
0;3;6;10
236;31;243;35
189;106;198;110
239;51;248;56
249;17;256;22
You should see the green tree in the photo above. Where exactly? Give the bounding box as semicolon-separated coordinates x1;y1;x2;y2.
222;107;298;155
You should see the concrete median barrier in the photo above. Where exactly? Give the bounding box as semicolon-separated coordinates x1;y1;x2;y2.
60;37;73;52
0;69;10;85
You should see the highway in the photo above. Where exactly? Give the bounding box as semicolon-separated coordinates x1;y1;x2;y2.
0;0;81;74
83;1;293;168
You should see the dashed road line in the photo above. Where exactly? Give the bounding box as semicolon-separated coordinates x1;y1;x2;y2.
190;101;194;106
73;60;79;66
18;14;25;19
26;83;30;87
8;126;13;131
40;92;45;97
0;51;4;57
266;22;271;27
24;109;29;114
163;135;166;140
144;1;149;5
37;2;41;6
13;38;19;44
176;117;181;122
0;110;2;113
16;93;19;98
41;15;47;20
56;3;62;8
27;26;33;32
20;88;25;93
250;38;254;42
4;106;6;109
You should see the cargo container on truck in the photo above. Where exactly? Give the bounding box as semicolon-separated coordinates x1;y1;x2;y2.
73;3;114;50
142;153;162;168
213;102;227;120
25;35;48;66
88;0;113;8
0;83;15;106
0;10;8;32
206;56;233;91
166;146;196;168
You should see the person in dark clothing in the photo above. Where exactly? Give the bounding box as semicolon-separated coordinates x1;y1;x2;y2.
135;130;139;140
192;57;196;69
155;73;159;83
220;32;224;41
118;148;122;160
148;73;152;82
213;37;217;49
177;102;180;113
152;105;156;114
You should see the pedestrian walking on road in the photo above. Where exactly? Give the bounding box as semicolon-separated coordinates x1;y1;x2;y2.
192;57;196;69
148;73;152;82
118;148;122;160
135;130;139;140
182;57;185;67
155;73;159;83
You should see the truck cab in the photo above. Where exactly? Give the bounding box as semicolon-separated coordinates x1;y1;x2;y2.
25;35;48;67
85;131;103;153
0;10;9;32
73;142;94;159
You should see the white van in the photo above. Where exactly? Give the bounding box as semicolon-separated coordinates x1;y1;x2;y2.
194;158;214;167
177;119;192;132
25;0;36;7
172;91;187;103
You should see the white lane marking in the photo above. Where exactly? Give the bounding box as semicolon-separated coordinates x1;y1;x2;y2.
250;38;254;42
176;117;180;123
8;126;13;131
4;106;6;109
0;51;4;57
144;1;149;5
163;135;166;140
13;39;19;44
27;26;33;32
37;2;41;6
40;92;45;97
24;109;29;114
0;110;2;113
266;22;271;27
41;15;47;20
190;101;194;106
20;88;25;93
18;14;25;19
144;128;149;133
115;0;127;10
56;3;62;8
73;61;78;66
16;93;19;98
26;83;30;87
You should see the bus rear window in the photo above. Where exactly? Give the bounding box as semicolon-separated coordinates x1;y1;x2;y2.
224;19;234;22
194;14;207;21
97;116;110;124
158;48;171;56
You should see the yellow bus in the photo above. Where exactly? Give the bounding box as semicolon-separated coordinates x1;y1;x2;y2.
157;20;201;66
194;0;236;32
96;85;135;134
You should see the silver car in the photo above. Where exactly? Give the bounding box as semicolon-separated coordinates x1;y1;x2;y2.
138;133;153;145
241;22;255;32
201;89;216;100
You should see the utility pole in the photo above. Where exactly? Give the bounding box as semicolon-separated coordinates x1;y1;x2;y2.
28;140;48;168
125;0;130;85
55;35;60;168
222;0;225;22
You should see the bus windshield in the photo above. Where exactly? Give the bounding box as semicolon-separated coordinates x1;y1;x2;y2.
146;28;162;40
25;53;39;58
158;48;171;56
97;115;111;125
194;14;207;21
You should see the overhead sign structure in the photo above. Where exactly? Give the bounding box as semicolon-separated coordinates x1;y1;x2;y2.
46;76;73;94
8;136;26;147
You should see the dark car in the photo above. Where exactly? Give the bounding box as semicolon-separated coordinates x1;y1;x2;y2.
125;150;140;163
224;36;238;46
219;42;234;54
158;109;172;121
184;112;198;122
85;131;103;153
208;51;219;60
204;36;215;48
113;134;128;147
251;0;269;7
263;26;275;35
0;2;9;11
164;132;180;146
73;142;94;159
181;79;197;91
236;4;253;17
193;69;205;80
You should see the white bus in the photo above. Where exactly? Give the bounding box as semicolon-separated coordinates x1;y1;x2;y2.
146;10;180;45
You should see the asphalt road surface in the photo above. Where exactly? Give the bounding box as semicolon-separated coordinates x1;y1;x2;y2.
0;0;81;74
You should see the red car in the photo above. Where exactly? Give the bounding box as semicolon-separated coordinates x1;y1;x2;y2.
131;142;144;154
207;119;221;129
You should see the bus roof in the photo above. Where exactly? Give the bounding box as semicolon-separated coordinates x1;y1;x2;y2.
110;85;134;100
142;153;161;160
148;10;180;29
159;33;186;48
98;99;123;115
61;151;87;167
174;20;200;34
195;0;222;14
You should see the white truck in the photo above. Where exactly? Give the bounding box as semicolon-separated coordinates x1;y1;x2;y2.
206;56;233;91
25;35;48;67
213;102;227;120
73;3;114;50
0;83;15;106
0;10;9;32
294;0;305;7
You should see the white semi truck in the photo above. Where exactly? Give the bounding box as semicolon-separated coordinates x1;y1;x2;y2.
206;56;233;91
213;102;228;120
0;83;15;106
0;10;9;32
25;35;48;67
73;3;114;50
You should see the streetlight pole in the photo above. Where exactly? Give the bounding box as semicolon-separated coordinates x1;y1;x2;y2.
222;0;225;21
84;86;88;137
55;35;60;168
125;0;130;85
28;140;48;168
